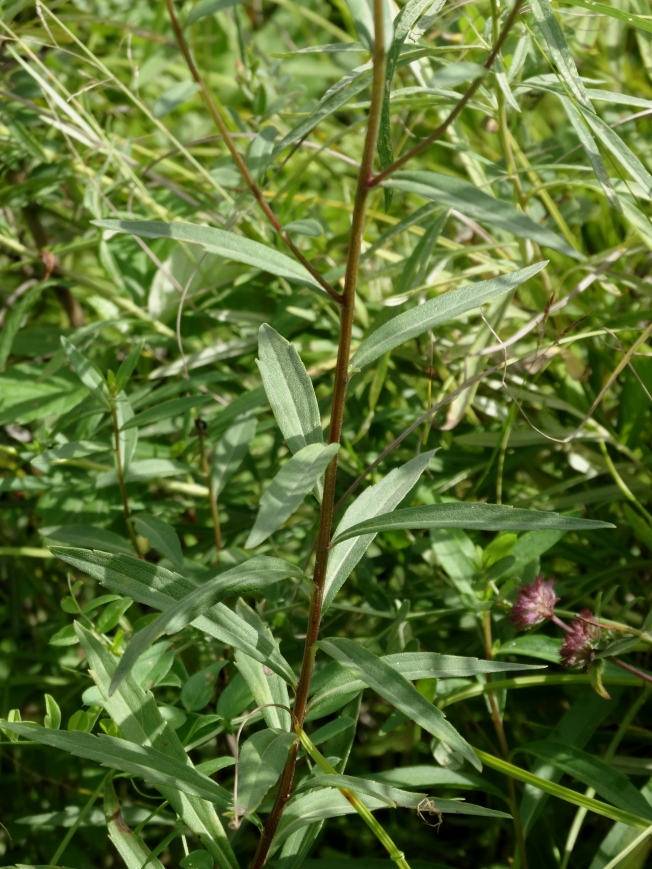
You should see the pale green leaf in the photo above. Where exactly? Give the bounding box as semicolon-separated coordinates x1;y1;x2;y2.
245;443;339;548
315;638;481;770
94;220;325;295
52;547;296;686
212;415;257;495
381;171;580;258
0;722;232;809
153;81;200;117
104;780;165;869
350;262;547;370
61;337;110;408
237;730;297;815
108;555;305;693
324;451;435;610
330;503;614;544
132;514;184;567
257;324;323;454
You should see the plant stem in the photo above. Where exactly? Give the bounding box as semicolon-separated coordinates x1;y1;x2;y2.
164;0;343;305
50;771;110;865
109;400;142;559
482;611;528;869
195;418;222;554
611;656;652;686
298;727;411;869
559;688;650;869
369;0;524;186
248;3;387;865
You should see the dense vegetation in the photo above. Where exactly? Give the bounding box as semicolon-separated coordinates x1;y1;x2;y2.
1;1;652;868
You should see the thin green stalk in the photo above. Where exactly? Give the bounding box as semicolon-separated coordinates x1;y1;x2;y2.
599;439;652;527
195;418;222;554
482;611;528;869
439;672;647;709
475;749;651;829
50;771;110;865
164;0;342;305
298;727;411;869
109;400;142;559
248;2;387;865
560;688;650;869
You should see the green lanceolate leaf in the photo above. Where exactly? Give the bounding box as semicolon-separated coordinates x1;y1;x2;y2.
235;650;292;730
316;638;481;770
94;220;326;295
104;780;165;869
120;396;213;431
296;773;426;808
381;171;580;258
350;262;547;370
108;555;305;693
61;337;110;408
307;651;544;720
517;741;652;821
272;790;388;847
0;722;232;809
324;451;435;609
132;514;184;567
257;324;323;454
74;624;238;869
52;548;296;686
237;730;298;816
330;502;615;544
187;0;246;24
560;0;652;34
212;415;257;495
246;443;339;548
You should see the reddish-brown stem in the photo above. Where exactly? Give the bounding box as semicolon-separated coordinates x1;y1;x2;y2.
369;0;524;187
611;657;652;686
164;0;343;305
248;3;387;866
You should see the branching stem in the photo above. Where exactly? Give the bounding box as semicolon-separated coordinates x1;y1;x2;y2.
164;0;343;305
369;0;524;186
248;2;387;865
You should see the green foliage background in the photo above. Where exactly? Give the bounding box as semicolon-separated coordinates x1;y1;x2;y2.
0;1;651;868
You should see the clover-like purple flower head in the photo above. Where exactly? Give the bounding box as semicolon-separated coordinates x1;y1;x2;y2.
510;576;559;631
560;609;600;669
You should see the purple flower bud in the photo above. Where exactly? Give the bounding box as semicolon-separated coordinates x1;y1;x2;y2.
560;609;599;669
510;576;559;630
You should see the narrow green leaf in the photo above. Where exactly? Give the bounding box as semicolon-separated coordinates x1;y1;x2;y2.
61;337;110;408
153;82;200;118
273;790;388;847
181;662;228;712
52;548;296;686
245;443;339;548
187;0;246;24
237;730;297;815
115;341;144;394
31;441;109;468
315;638;481;770
212;415;257;495
75;624;238;869
330;503;615;544
560;0;652;34
0;282;46;372
235;649;292;730
132;515;184;567
109;555;305;693
257;324;323;454
350;262;547;370
517;742;652;821
296;773;426;808
381;171;580;258
43;526;132;556
371;765;506;800
307;651;544;720
0;722;232;809
495;635;562;663
94;220;326;295
104;780;165;869
324;451;435;609
120;396;212;431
